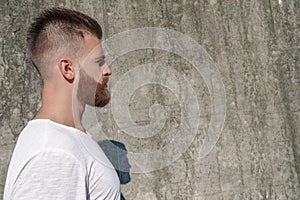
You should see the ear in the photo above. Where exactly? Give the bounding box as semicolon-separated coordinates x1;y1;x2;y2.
58;58;75;82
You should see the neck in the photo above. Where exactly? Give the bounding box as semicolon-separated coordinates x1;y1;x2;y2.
34;83;86;132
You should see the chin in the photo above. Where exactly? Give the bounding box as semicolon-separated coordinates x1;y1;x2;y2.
94;90;111;107
95;99;110;107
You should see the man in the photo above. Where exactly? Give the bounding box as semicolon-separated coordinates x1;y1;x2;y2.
4;8;120;199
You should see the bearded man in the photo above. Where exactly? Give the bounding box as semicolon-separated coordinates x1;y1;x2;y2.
4;7;120;200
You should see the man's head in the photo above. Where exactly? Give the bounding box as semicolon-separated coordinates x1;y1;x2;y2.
27;7;102;80
27;7;111;107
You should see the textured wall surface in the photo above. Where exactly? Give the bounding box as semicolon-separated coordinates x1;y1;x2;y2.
1;0;299;199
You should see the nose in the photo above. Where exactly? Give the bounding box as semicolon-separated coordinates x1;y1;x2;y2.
102;64;112;76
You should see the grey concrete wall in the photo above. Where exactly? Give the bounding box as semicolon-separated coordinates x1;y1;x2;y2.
1;0;299;199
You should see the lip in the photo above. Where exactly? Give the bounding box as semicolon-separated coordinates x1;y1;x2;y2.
102;77;109;88
104;82;108;88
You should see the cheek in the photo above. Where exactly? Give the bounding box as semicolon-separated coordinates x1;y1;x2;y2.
82;64;102;82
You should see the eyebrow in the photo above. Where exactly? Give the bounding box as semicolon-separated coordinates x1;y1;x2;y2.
95;55;105;62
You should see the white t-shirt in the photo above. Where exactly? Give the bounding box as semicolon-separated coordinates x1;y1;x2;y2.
4;119;120;200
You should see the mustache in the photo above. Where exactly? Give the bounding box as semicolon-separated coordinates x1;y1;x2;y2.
101;76;109;85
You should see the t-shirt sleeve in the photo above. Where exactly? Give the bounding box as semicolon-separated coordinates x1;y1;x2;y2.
11;150;87;200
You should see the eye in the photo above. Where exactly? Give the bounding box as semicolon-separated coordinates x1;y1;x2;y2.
97;59;105;67
96;56;106;67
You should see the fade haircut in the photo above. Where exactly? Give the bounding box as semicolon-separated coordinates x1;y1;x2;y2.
27;7;102;80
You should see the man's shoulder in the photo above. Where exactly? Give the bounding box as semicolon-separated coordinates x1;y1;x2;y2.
14;119;86;161
21;119;78;142
15;119;116;168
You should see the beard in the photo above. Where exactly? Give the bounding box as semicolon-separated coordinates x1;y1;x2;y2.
77;69;111;107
